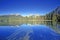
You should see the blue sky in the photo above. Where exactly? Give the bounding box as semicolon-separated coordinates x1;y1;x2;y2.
0;0;60;16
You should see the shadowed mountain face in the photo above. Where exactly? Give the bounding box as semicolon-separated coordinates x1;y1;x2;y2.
45;6;60;22
56;7;60;22
55;6;60;14
52;6;60;22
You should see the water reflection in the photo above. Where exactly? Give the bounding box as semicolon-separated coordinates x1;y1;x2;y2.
0;21;60;33
5;24;60;40
0;21;60;40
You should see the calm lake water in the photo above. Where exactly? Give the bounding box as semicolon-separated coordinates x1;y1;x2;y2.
0;22;60;40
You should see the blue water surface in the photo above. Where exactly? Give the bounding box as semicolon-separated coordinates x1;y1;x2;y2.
0;24;60;40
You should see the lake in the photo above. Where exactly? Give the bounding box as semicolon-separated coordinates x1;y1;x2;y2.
0;21;60;40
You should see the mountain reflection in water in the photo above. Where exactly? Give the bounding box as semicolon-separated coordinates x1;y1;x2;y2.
0;21;60;40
